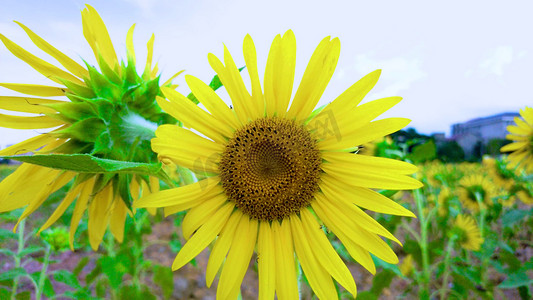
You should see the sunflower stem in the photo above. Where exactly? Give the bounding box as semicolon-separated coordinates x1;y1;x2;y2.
413;184;431;300
440;236;456;300
35;244;51;300
474;192;489;291
10;218;25;300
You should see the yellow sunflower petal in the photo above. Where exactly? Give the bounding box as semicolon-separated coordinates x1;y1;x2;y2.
319;117;411;150
257;221;276;300
290;215;338;300
0;164;49;212
264;30;296;117
320;69;381;116
205;210;243;287
520;107;533;125
501;141;528;152
158;88;232;143
82;5;119;70
335;231;376;274
322;151;417;174
151;62;159;79
273;219;299;300
14;171;74;233
0;114;64;129
14;21;88;79
182;193;227;240
109;197;128;243
309;204;376;274
319;189;402;245
0;133;56;155
155;124;224;153
151;136;220;174
0;96;64;114
143;34;155;78
162;70;184;87
185;75;240;129
507;124;529;135
208;51;252;123
69;177;96;250
300;209;357;297
172;202;234;270
321;174;415;217
316;96;402;144
0;83;67;96
242;34;264;119
322;163;422;190
88;184;114;250
216;217;258;300
514;116;531;131
38;183;83;234
133;177;219;209
287;36;340;121
312;195;399;264
126;24;136;64
505;134;528;141
0;34;84;85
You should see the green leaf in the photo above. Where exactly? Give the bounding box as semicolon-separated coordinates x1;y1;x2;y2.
498;272;533;289
502;209;528;228
85;263;102;285
15;291;30;300
73;257;90;277
0;289;10;300
1;154;162;175
43;278;55;298
58;117;105;143
17;246;44;258
519;286;531;300
153;265;174;299
372;255;403;277
369;269;395;296
499;248;522;272
408;140;436;163
54;270;81;288
0;249;15;257
0;268;26;281
356;291;378;300
0;228;17;241
98;255;129;290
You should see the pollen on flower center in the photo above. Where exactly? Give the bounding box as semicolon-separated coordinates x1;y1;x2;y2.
219;117;322;221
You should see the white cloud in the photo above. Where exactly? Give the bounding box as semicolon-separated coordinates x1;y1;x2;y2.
479;46;513;76
353;54;427;99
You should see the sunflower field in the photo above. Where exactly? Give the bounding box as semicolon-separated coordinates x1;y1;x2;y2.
1;4;532;300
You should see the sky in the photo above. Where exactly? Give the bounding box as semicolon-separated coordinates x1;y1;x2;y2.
1;0;532;147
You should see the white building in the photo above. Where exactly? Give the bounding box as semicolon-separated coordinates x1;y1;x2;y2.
451;112;519;158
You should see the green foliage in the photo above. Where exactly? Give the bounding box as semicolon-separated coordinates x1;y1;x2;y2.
153;265;174;299
436;140;465;162
408;140;436;163
1;154;162;175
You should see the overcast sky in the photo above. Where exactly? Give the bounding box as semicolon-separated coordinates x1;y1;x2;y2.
1;0;532;147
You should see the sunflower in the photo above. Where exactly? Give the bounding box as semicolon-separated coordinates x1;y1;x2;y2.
501;107;533;173
483;157;518;191
134;30;422;299
0;5;178;250
451;214;484;251
457;175;495;212
437;187;455;217
399;254;414;277
517;189;533;205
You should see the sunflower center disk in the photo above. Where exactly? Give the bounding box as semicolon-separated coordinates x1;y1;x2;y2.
219;117;322;221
